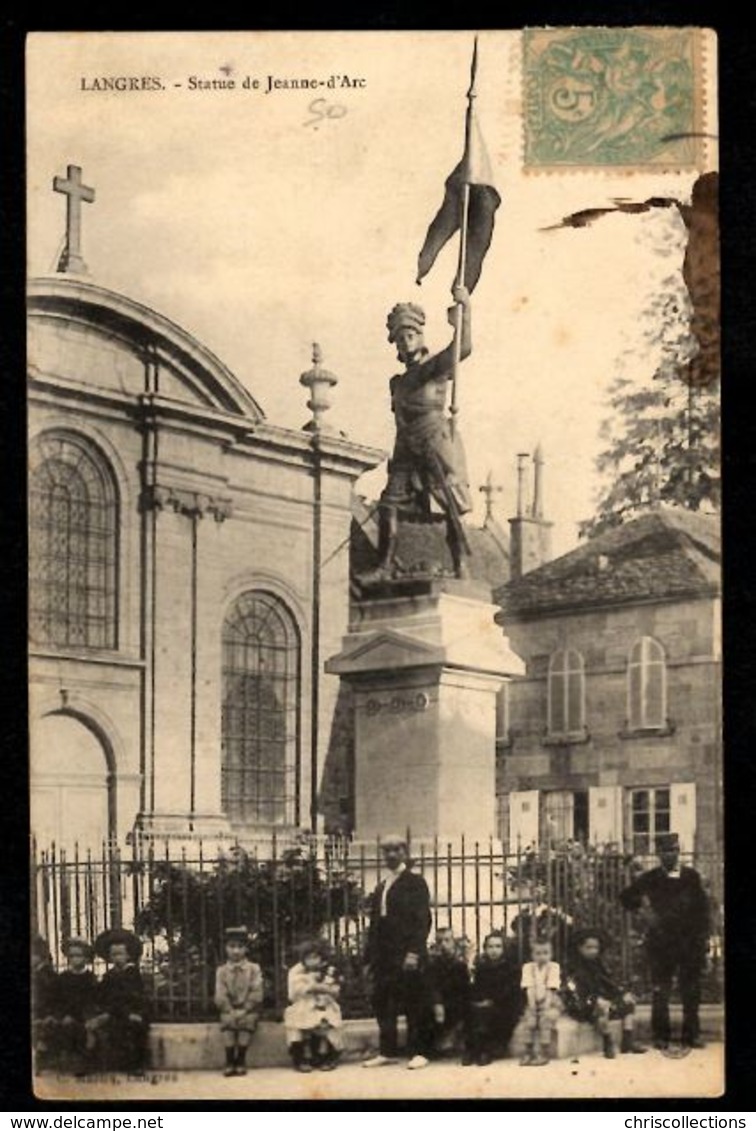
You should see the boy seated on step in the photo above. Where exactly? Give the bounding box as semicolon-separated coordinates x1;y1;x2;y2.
32;936;58;1073
562;927;647;1058
214;926;264;1077
427;926;470;1056
463;931;522;1066
52;937;99;1076
519;934;562;1066
284;939;343;1072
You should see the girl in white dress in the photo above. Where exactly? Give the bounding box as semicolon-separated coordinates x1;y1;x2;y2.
284;940;343;1072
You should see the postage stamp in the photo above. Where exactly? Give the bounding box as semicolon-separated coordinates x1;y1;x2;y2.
523;27;704;170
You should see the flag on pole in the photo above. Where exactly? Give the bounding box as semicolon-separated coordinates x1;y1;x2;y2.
416;44;501;293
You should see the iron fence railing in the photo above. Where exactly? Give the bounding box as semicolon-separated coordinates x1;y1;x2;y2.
32;834;723;1021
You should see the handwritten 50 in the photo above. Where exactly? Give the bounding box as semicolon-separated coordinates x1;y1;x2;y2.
304;98;348;129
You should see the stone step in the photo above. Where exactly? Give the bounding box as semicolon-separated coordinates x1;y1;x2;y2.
149;1005;723;1071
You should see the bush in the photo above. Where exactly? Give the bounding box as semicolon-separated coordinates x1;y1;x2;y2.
135;842;364;1017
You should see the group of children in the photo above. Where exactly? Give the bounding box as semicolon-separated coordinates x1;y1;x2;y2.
32;929;149;1076
214;928;343;1076
427;926;647;1067
34;922;646;1077
216;922;648;1076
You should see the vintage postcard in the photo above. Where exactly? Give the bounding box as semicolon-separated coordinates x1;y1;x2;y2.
27;29;721;1101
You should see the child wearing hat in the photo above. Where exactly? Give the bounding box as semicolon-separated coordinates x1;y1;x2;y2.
562;927;647;1058
214;926;264;1076
53;938;99;1075
92;928;149;1075
284;938;343;1072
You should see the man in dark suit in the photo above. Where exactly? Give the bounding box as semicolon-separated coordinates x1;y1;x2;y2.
620;833;710;1049
363;833;433;1070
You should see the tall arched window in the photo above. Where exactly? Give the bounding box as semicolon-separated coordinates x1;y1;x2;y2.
548;648;585;736
29;433;118;650
221;591;300;826
628;637;666;730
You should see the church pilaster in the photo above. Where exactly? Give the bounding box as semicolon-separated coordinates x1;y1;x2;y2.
138;477;232;837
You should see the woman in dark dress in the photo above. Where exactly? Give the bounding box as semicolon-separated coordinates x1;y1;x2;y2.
92;929;149;1074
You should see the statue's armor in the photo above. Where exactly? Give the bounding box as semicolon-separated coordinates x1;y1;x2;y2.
381;348;471;518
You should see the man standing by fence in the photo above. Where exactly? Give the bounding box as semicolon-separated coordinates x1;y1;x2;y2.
363;833;433;1070
620;832;710;1050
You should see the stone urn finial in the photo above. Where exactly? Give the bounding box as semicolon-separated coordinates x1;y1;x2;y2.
300;342;338;433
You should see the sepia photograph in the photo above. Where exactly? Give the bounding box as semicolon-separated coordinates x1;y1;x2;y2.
26;28;722;1101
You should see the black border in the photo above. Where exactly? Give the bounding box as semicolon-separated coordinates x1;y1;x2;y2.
2;5;754;1113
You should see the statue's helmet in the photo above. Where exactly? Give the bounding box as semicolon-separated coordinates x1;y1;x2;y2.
386;302;425;344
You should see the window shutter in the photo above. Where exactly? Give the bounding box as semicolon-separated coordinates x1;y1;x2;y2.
508;790;539;852
588;785;623;847
670;782;697;854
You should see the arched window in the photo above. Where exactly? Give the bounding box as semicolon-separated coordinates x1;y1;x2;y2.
548;648;585;736
221;591;300;826
29;433;118;650
628;637;666;730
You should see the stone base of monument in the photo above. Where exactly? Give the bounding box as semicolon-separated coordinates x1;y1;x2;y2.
326;579;524;842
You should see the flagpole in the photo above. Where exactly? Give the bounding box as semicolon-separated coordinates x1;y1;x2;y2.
450;35;478;441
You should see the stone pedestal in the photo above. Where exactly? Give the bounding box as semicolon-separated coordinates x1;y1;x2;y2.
326;579;524;841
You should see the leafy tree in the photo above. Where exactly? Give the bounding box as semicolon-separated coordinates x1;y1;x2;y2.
580;174;720;539
580;368;720;539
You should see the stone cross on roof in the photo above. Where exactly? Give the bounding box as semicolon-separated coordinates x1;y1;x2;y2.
479;470;504;526
53;164;95;274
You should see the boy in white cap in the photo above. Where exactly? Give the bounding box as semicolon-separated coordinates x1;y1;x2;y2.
214;926;264;1076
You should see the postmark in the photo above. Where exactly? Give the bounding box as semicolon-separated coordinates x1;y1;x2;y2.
523;27;704;170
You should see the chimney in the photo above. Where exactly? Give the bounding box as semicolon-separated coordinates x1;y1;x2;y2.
532;441;545;518
508;445;553;580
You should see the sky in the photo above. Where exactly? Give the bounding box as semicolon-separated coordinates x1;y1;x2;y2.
26;31;716;556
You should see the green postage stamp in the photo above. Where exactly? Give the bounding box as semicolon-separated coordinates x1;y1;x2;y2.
523;27;704;169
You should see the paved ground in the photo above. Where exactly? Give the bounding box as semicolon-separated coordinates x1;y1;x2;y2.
35;1043;724;1103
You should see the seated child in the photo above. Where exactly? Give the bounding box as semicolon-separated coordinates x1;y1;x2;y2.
427;927;470;1056
562;927;647;1058
214;926;264;1077
463;931;522;1066
52;937;99;1075
520;934;562;1066
92;928;150;1075
284;939;343;1072
31;936;58;1073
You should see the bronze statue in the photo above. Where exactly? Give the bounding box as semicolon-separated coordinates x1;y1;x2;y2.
360;285;473;584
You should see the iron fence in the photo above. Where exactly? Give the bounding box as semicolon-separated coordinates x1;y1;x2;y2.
31;835;723;1021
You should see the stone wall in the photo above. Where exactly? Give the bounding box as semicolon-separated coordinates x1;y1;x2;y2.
498;596;722;855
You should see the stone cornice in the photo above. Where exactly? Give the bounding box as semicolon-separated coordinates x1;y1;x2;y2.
141;483;233;522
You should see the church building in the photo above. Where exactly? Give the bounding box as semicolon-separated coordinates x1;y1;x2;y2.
29;166;720;863
28;166;383;852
